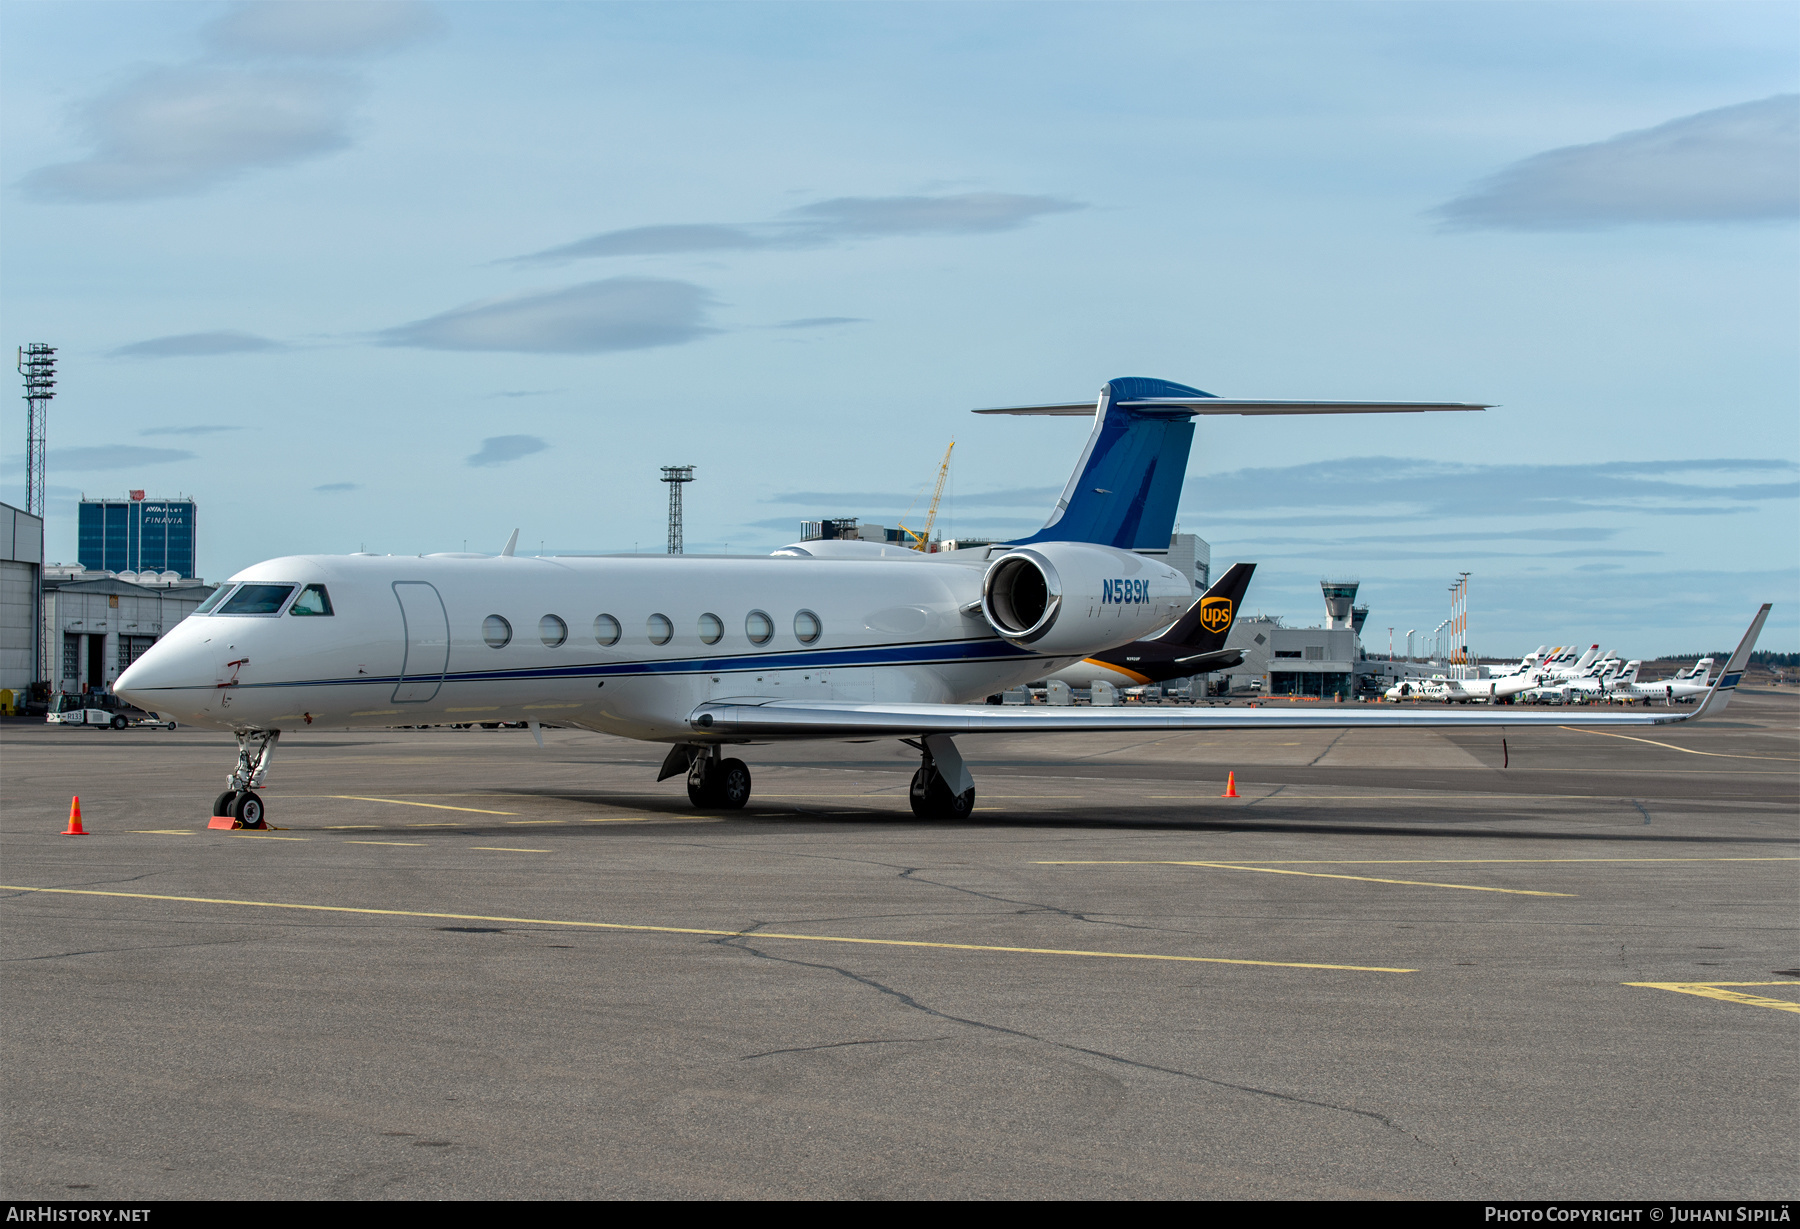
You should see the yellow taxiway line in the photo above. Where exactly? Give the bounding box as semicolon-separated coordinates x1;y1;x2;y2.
1063;858;1799;866
1040;860;1574;897
1624;982;1800;1014
0;885;1415;973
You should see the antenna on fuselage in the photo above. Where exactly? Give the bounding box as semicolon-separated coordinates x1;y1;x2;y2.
500;528;519;557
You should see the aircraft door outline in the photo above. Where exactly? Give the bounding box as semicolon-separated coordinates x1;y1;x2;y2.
392;581;451;703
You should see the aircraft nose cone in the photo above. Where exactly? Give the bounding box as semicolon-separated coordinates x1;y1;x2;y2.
114;637;209;706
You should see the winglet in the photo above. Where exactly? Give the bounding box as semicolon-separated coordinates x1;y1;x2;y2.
1688;604;1772;721
500;529;519;558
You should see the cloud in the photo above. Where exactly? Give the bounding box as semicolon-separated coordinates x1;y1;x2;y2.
787;193;1083;238
111;330;284;358
140;425;241;437
508;192;1083;264
776;317;866;330
314;482;359;492
487;389;565;398
1433;95;1800;230
1186;457;1797;525
380;277;717;354
467;436;549;467
22;66;361;202
206;1;441;59
516;225;766;264
48;445;196;470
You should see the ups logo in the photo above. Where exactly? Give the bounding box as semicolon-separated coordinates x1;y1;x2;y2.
1199;596;1233;633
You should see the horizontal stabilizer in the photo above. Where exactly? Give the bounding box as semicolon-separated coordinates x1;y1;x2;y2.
976;399;1490;417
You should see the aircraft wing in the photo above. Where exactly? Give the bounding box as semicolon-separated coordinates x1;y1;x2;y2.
692;606;1769;740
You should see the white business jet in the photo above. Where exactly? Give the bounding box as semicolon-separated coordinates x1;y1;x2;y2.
115;377;1772;829
1601;658;1716;706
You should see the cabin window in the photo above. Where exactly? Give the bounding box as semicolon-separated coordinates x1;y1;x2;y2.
745;610;773;645
794;609;821;644
483;615;512;648
698;613;723;645
288;585;333;616
594;614;621;646
193;585;234;614
647;614;673;645
219;584;296;615
539;614;567;647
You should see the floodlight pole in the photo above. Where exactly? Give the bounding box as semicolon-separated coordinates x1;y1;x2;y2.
661;466;694;555
18;344;55;519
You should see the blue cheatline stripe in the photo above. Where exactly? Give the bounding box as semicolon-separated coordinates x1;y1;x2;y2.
220;635;1041;692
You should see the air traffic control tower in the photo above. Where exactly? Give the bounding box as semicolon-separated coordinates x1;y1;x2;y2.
1321;578;1359;631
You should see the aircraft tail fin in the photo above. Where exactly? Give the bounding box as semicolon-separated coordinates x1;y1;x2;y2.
979;378;1486;550
1005;378;1207;550
1152;562;1256;651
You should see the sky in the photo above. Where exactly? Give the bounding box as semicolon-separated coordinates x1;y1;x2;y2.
1;0;1795;656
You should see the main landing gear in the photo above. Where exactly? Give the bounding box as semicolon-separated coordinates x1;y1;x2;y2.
212;729;280;829
907;734;976;820
659;744;752;810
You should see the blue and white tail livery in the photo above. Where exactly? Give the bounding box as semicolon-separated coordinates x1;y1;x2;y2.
114;376;1765;822
980;378;1488;551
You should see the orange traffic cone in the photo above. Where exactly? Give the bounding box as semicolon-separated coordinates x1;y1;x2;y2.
1220;772;1239;799
62;796;88;836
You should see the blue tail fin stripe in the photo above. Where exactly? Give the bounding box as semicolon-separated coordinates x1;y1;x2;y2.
1011;377;1212;551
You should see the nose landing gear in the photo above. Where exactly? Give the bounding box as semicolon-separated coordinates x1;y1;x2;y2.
210;729;280;829
907;734;976;820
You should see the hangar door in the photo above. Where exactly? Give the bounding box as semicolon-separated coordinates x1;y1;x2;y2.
392;582;450;703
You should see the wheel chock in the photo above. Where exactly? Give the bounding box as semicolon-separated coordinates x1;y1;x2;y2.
207;814;240;830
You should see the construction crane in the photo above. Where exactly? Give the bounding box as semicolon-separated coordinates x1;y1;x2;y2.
898;441;954;551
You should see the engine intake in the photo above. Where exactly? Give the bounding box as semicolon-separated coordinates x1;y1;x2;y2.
979;542;1191;655
982;550;1063;643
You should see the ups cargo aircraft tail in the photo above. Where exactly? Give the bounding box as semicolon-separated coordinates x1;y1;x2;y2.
1045;561;1256;690
116;376;1771;827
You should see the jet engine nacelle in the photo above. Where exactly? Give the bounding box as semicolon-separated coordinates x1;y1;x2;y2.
980;543;1189;656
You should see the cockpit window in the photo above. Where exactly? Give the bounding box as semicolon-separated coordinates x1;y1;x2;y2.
219;583;297;615
289;584;334;616
192;585;234;614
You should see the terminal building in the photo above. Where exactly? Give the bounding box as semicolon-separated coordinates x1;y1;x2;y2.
1222;580;1370;698
78;493;198;578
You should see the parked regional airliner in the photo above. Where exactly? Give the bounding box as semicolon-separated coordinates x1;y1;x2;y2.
115;377;1771;829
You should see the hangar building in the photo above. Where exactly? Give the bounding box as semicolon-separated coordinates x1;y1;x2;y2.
1;501;45;695
39;565;214;694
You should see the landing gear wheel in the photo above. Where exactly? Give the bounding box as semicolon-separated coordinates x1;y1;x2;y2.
686;756;753;809
909;766;975;820
212;790;239;818
685;752;719;808
231;790;267;829
716;758;751;809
